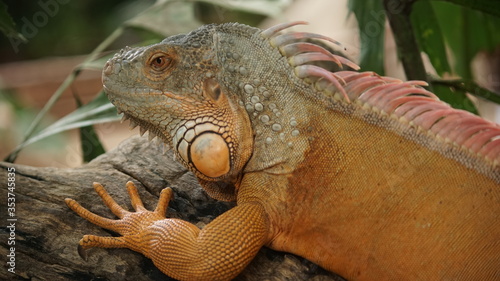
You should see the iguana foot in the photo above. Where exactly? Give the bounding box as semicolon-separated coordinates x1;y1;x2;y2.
65;181;172;258
66;181;270;280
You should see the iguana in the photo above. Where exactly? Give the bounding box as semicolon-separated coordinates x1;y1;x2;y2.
65;22;500;281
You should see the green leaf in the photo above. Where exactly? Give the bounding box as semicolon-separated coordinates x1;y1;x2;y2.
6;26;125;163
432;1;500;79
46;91;119;131
411;0;452;76
347;0;385;74
198;0;289;17
74;93;106;163
126;0;285;37
80;125;106;163
6;91;119;162
433;0;500;17
0;1;26;42
432;83;478;114
126;0;203;37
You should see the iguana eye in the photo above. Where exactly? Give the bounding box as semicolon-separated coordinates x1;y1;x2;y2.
149;53;171;71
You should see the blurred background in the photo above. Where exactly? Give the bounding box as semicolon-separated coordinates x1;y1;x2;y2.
1;0;499;168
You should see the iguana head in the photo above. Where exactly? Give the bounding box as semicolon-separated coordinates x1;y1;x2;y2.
102;22;360;200
102;24;254;190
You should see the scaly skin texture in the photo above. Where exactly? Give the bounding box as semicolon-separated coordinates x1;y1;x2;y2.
66;22;500;280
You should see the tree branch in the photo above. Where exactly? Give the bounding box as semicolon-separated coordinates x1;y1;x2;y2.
430;78;500;104
383;0;428;82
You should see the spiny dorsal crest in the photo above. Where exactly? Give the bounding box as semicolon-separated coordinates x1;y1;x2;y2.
259;21;500;166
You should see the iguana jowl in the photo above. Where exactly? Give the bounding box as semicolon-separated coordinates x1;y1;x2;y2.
65;22;500;280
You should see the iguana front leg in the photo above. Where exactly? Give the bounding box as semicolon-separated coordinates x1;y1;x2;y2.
65;182;269;281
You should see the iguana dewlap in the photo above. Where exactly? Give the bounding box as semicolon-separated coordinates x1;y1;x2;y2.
66;22;500;281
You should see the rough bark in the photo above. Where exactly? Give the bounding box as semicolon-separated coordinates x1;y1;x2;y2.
0;136;344;281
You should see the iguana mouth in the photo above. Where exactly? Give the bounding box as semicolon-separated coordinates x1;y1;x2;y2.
160;90;198;103
120;113;169;148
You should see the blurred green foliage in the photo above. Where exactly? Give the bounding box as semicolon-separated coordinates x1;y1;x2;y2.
0;0;156;62
349;0;500;113
2;0;499;163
